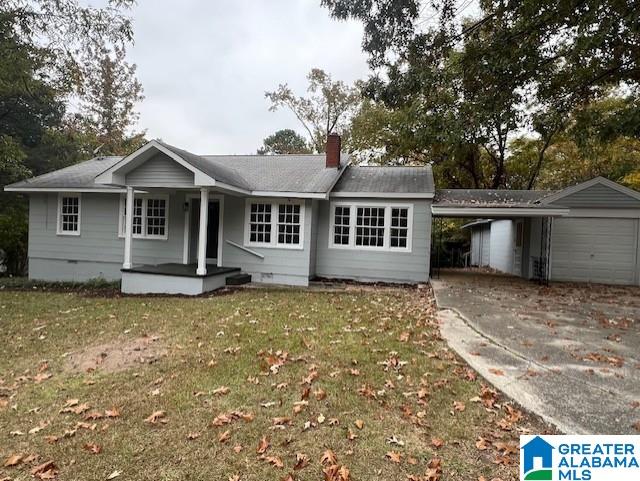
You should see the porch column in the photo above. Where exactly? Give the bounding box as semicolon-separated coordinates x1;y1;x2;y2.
196;187;209;276
123;186;134;269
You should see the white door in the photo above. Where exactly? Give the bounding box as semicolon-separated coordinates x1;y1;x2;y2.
551;217;638;285
513;220;523;276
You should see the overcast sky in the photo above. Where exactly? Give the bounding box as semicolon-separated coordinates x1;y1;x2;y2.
127;0;370;154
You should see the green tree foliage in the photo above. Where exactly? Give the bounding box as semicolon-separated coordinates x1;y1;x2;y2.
0;1;138;275
78;43;146;155
265;69;362;152
257;129;312;155
323;0;640;188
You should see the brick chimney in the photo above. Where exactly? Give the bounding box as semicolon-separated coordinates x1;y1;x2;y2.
325;133;341;168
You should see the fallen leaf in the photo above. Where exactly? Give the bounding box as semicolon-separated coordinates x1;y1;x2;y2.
354;419;364;430
4;453;23;467
488;368;505;376
106;470;122;479
320;449;337;466
144;410;166;424
218;430;231;443
83;443;102;454
386;451;402;463
431;437;444;449
293;452;309;470
213;386;230;396
257;436;270;454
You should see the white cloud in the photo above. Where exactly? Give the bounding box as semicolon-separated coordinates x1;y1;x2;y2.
128;0;370;154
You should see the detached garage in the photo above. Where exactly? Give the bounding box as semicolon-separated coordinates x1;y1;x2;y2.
441;176;640;286
541;177;640;285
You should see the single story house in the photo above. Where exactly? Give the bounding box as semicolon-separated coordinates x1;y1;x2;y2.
451;178;640;285
6;135;640;293
5;135;435;294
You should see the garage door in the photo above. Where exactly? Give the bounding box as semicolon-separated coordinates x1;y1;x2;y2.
551;217;638;285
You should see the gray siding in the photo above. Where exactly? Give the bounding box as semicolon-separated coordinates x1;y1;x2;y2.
489;220;513;274
126;152;194;187
314;199;431;283
28;192;185;281
550;183;640;208
221;196;313;286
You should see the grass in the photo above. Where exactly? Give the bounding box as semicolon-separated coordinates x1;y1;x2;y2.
0;286;548;480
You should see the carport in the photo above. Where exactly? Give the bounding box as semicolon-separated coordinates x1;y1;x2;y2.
431;189;569;283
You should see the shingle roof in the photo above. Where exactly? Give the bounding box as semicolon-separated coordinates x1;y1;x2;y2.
332;165;435;195
5;144;349;194
5;157;123;190
201;154;348;193
434;189;554;207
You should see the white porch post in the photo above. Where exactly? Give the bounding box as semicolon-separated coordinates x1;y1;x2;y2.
196;187;209;275
123;186;134;269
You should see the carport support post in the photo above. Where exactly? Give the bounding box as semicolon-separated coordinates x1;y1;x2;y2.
123;186;134;269
196;187;209;276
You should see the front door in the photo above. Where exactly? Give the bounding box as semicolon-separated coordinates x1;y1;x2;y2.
189;199;220;263
513;220;524;276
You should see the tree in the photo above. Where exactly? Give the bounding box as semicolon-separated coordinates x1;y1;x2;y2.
322;0;640;188
265;69;362;152
257;129;311;155
79;43;145;155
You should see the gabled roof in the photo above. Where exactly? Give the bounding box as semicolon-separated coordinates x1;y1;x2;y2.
539;176;640;205
331;165;435;198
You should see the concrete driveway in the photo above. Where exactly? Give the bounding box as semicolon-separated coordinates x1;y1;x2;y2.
432;269;640;434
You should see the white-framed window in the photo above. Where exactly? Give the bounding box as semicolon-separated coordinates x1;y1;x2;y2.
118;194;169;240
329;202;413;252
57;194;81;236
244;199;305;249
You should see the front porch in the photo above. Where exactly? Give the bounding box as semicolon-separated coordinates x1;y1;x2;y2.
121;263;243;295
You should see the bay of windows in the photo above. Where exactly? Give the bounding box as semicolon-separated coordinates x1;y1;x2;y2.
330;203;412;251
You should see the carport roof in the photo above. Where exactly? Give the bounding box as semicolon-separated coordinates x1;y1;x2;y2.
432;189;568;217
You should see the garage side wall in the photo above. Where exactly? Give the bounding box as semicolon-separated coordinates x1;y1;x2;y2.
489;220;514;274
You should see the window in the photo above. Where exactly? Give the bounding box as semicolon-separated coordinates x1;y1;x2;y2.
355;206;385;247
119;195;169;240
329;203;412;252
245;199;304;248
390;207;409;248
57;194;81;235
278;204;301;245
249;203;272;244
333;206;351;245
146;198;167;237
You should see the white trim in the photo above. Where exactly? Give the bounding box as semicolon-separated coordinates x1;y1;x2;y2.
5;187;126;193
197;188;209;276
540;176;640;205
183;193;224;266
123;187;134;269
431;206;570;217
243;198;306;250
56;193;81;236
560;208;640;219
118;193;170;240
330;191;434;199
328;201;414;253
251;191;328;199
225;240;265;259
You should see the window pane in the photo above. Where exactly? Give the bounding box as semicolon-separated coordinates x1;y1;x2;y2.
355;207;385;247
333;206;350;245
60;196;79;232
390;208;409;249
249;203;272;243
146;198;166;237
277;204;302;245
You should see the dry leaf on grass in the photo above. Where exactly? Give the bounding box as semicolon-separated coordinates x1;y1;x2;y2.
386;451;402;463
83;443;102;454
4;453;23;467
257;436;270;454
144;410;166;424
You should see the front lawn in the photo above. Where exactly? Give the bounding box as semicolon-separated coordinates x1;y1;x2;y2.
0;286;547;480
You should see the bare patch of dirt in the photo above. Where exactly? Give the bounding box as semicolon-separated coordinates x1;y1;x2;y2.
64;335;167;374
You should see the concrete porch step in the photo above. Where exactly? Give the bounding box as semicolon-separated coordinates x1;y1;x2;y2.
226;273;252;286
